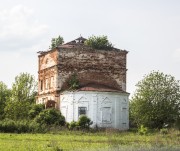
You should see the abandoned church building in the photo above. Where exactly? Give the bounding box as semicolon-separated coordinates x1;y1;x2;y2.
36;37;129;130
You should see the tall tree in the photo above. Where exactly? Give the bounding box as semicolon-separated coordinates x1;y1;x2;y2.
0;82;11;119
130;71;180;129
10;73;37;102
4;73;37;120
50;35;64;49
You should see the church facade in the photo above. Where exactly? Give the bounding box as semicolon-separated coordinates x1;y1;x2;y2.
36;37;129;130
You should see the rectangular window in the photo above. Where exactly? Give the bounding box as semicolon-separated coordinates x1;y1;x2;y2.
40;80;43;91
45;78;48;89
102;107;111;123
50;76;54;88
78;107;87;116
42;98;46;104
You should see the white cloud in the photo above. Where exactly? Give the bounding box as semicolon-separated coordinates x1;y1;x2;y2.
0;5;50;87
0;5;49;51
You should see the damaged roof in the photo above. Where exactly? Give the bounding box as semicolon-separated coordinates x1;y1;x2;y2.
58;36;87;48
65;36;87;45
37;36;128;55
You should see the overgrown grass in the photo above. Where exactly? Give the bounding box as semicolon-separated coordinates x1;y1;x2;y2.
0;129;179;151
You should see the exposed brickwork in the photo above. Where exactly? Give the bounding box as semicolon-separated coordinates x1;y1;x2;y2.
58;47;127;91
36;40;128;108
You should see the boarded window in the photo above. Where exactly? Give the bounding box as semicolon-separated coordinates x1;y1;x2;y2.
78;107;87;116
102;107;111;123
121;107;127;127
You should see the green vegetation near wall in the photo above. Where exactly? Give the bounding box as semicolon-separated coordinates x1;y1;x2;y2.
49;35;64;49
85;35;113;50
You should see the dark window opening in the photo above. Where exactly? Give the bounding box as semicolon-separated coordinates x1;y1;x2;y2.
78;107;87;116
40;80;43;91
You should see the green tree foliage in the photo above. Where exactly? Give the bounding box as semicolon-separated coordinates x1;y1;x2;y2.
0;119;46;133
28;104;45;119
4;73;37;120
68;121;77;130
138;125;148;135
4;101;31;120
50;35;64;49
130;71;180;129
11;73;37;102
0;82;11;119
35;108;65;126
77;115;93;129
68;73;79;90
85;35;113;50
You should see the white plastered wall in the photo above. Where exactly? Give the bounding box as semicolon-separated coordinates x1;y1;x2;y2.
60;91;129;130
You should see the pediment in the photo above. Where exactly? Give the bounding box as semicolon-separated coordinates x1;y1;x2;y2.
61;96;72;103
122;98;127;104
40;55;56;70
102;97;112;104
78;96;88;103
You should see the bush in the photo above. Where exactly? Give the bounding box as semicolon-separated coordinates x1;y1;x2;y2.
68;73;79;90
68;121;77;130
138;125;148;135
50;35;64;49
174;118;180;130
85;35;113;50
34;108;65;126
160;128;168;135
0;119;46;133
77;115;93;129
0;119;16;132
28;104;45;119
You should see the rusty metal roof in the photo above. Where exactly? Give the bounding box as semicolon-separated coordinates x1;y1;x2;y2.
77;83;126;93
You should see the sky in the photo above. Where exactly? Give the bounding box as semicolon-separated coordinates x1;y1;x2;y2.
0;0;180;97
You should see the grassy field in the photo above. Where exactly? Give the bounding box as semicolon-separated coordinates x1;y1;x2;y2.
0;129;179;151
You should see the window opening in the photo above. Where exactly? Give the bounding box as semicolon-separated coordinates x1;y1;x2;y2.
40;80;43;91
78;107;87;116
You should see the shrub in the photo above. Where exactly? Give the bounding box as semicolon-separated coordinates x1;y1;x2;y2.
174;118;180;130
68;73;79;90
138;125;148;135
28;104;45;119
160;128;168;135
34;108;65;126
85;35;113;50
68;121;77;130
0;119;16;132
77;115;93;129
16;120;29;133
50;35;64;49
0;119;44;133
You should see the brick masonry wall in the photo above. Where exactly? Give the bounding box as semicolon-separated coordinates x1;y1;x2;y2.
57;47;127;91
